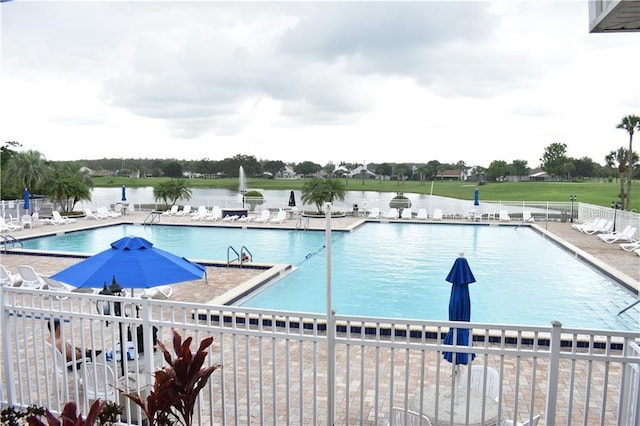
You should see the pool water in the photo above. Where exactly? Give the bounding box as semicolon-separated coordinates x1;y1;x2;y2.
20;223;639;330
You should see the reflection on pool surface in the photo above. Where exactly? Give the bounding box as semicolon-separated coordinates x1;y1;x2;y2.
20;223;639;330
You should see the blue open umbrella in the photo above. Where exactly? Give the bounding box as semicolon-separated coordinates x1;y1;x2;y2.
442;254;476;366
474;187;479;206
121;185;127;202
50;236;206;290
23;188;30;211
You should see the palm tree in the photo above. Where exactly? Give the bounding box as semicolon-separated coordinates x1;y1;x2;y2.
616;114;640;210
44;163;93;212
153;179;192;207
301;178;346;213
2;150;49;196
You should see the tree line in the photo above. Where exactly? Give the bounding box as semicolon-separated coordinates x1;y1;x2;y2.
2;114;638;210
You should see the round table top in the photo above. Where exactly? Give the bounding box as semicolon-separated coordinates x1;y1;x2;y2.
410;385;501;426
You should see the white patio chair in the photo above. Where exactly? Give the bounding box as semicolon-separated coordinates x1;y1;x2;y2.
505;414;541;426
461;365;501;402
81;361;118;403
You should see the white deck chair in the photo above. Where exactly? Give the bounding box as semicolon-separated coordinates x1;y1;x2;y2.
388;407;432;426
254;210;271;223
572;217;599;231
0;264;20;286
499;210;511;221
522;211;534;222
461;365;501;402
583;219;613;235
17;265;45;289
0;216;23;231
620;241;640;252
432;209;443;220
162;205;179;216
52;211;76;225
45;341;80;402
21;214;33;229
416;209;428;220
190;206;209;221
401;208;413;219
81;361;118;403
175;205;191;216
386;208;399;219
84;208;103;220
597;226;636;244
270;209;287;223
42;276;75;299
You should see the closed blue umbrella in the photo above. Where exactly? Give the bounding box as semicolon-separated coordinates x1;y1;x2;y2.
50;236;206;290
23;188;30;211
288;190;296;207
121;185;127;202
442;254;476;366
474;187;479;206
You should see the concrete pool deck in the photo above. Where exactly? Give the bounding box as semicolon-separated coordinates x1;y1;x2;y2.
1;211;638;304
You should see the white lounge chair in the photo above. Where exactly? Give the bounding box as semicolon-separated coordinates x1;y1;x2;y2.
270;209;287;223
416;208;428;220
84;208;104;220
583;219;613;235
190;206;209;221
162;205;179;216
432;209;443;220
17;265;45;289
222;214;239;222
254;210;271;223
386;208;399;219
597;226;636;244
0;216;23;232
522;211;534;222
51;211;76;225
206;206;223;221
620;241;640;252
175;205;191;216
401;208;413;219
41;276;75;299
499;210;511;221
0;265;20;286
97;206;120;218
572;217;599;231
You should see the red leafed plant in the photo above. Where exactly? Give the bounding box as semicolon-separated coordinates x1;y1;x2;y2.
27;400;105;426
122;329;222;426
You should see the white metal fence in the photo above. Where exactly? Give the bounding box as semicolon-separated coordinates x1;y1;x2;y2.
1;286;639;425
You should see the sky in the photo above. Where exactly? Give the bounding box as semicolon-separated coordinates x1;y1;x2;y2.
1;1;639;169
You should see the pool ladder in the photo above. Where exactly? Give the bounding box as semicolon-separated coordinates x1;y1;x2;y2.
227;245;252;267
0;234;23;252
143;211;162;225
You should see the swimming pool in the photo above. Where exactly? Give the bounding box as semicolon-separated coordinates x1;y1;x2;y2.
19;223;639;330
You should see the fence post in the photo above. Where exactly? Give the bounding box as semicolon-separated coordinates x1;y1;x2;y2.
545;320;562;424
0;284;15;405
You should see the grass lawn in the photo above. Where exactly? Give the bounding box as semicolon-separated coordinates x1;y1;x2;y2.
92;176;640;211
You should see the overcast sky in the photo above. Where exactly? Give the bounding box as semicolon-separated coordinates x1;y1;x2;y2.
1;1;639;169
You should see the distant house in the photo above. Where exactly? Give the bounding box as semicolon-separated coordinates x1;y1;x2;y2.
349;166;376;179
276;166;297;179
436;169;462;180
529;171;548;182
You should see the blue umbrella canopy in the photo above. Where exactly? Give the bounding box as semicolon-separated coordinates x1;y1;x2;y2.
121;185;127;201
474;187;479;206
50;236;206;290
442;254;476;365
23;188;30;211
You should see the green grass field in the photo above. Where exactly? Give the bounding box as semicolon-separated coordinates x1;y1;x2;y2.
92;176;640;211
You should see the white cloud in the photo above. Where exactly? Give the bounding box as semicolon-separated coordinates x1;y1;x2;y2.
1;0;638;168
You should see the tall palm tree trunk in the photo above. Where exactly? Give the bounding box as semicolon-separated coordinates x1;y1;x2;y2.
627;132;634;211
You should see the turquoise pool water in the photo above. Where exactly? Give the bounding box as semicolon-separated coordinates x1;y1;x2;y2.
19;223;639;330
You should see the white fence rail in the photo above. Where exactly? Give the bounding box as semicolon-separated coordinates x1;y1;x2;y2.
1;286;639;425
